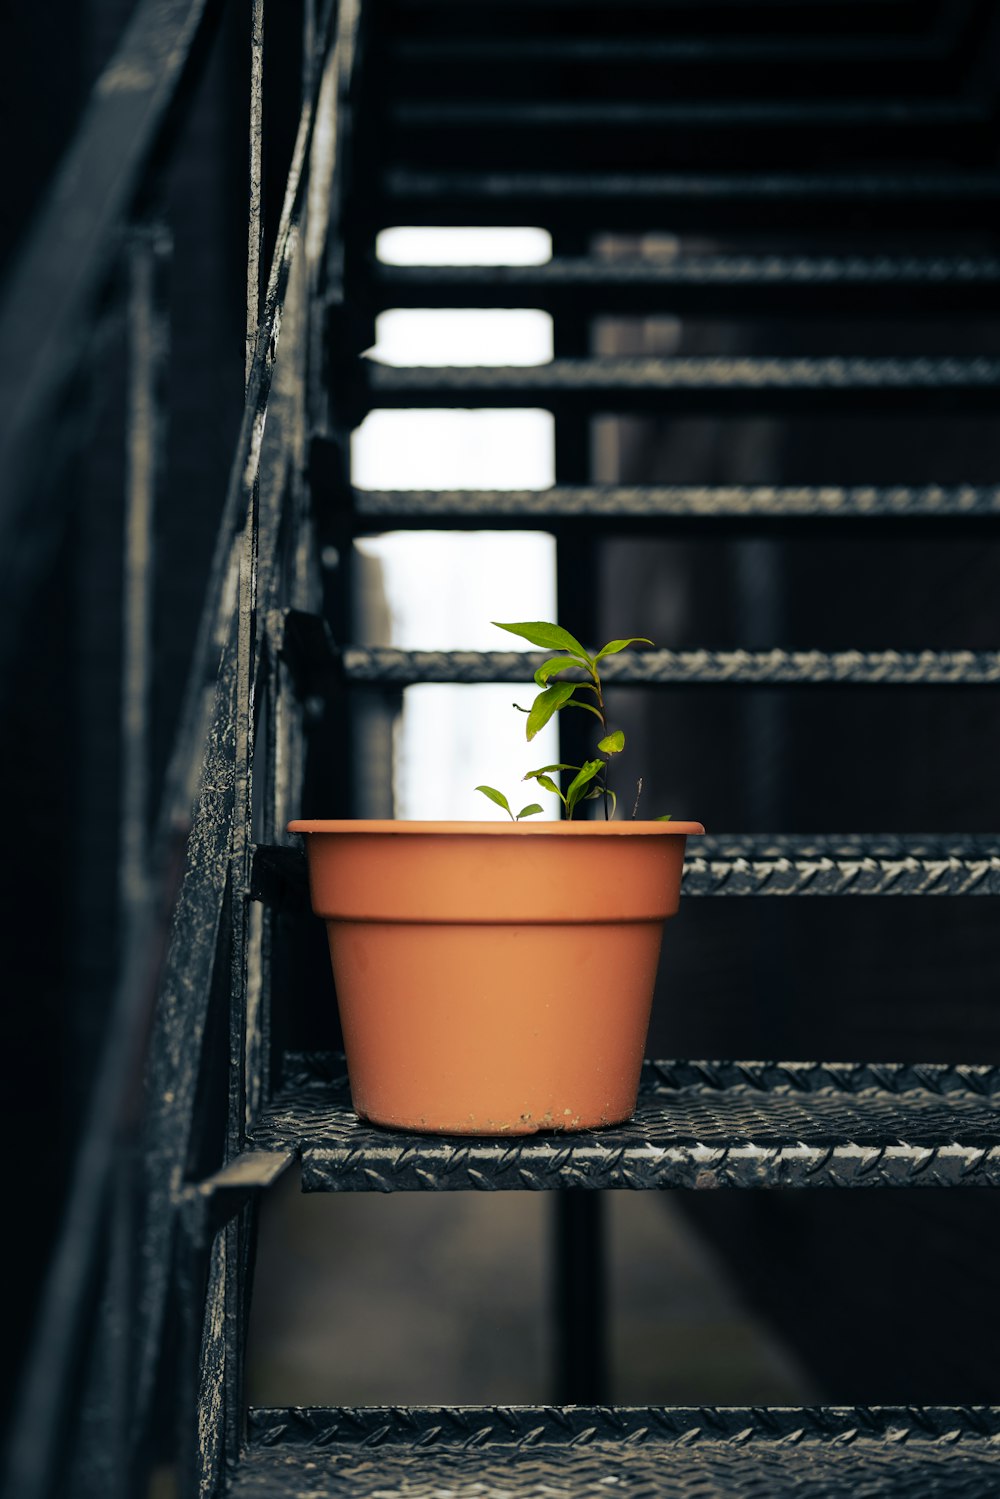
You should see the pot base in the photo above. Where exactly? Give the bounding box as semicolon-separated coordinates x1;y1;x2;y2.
352;1101;637;1137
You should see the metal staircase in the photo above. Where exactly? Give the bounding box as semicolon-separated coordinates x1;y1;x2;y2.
4;0;1000;1494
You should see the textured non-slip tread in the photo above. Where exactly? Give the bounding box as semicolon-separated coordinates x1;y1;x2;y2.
231;1405;1000;1498
358;355;1000;413
352;484;1000;521
392;99;984;128
340;646;1000;687
392;32;963;66
391;0;936;11
682;834;1000;896
369;255;1000;313
379;169;1000;229
252;835;1000;907
247;1054;1000;1191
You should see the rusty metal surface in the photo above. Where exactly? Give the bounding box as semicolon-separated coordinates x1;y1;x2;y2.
229;1405;1000;1497
246;1053;1000;1191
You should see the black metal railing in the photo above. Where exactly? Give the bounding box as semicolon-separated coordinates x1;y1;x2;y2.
0;2;359;1495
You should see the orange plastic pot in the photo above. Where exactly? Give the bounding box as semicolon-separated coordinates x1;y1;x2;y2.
287;818;704;1136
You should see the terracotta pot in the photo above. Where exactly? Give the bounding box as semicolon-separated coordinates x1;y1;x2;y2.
287;818;704;1136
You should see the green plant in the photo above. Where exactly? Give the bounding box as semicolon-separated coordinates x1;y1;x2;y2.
476;620;670;822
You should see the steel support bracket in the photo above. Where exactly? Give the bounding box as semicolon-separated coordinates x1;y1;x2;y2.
248;842;310;912
176;1150;295;1250
268;606;340;702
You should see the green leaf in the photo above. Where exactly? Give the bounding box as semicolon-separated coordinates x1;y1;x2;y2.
516;804;544;820
493;620;592;663
607;789;618;819
655;813;672;821
533;656;578;688
523;763;577;779
565;759;604;813
594;636;652;661
532;774;565;801
597;729;625;755
526;682;576;740
475;785;513;819
563;698;604;722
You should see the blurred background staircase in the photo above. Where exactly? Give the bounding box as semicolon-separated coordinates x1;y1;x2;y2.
3;0;1000;1495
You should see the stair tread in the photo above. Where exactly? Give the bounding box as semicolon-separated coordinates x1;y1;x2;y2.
373;253;1000;288
393;99;984;126
368;256;1000;313
379;167;1000;227
357;355;1000;412
363;354;1000;389
393;34;951;64
248;1053;1000;1190
384;168;1000;196
389;0;938;14
352;484;1000;519
388;22;970;102
340;645;1000;686
253;836;1000;908
231;1405;1000;1498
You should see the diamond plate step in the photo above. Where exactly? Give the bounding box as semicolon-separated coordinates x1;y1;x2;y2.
386;99;989;172
683;834;1000;896
340;646;1000;686
230;1405;1000;1498
351;484;1000;526
254;835;1000;903
369;256;1000;316
356;356;1000;415
248;1053;1000;1190
388;20;973;101
378;168;1000;229
386;0;944;28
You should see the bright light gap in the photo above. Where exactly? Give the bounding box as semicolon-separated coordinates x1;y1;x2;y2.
354;229;558;820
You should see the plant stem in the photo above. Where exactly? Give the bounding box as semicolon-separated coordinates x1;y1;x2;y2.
590;662;611;821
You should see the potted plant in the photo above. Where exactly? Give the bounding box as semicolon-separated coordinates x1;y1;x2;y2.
288;621;703;1135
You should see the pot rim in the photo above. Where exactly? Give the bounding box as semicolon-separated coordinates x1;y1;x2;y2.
287;818;705;836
